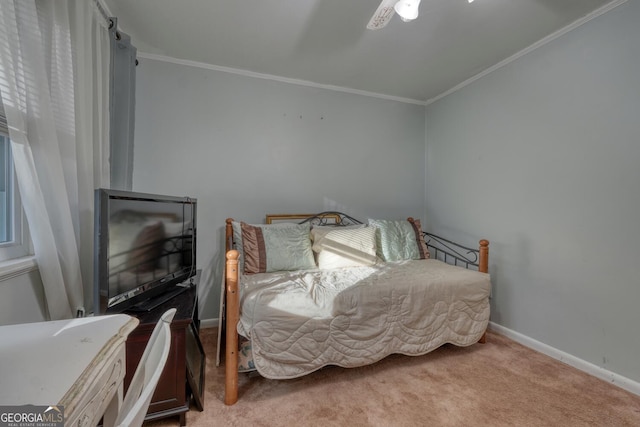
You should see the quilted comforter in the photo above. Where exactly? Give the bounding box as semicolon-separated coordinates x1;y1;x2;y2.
237;259;491;379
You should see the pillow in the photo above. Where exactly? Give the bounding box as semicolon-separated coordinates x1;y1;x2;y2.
367;218;430;262
231;220;306;270
311;226;377;269
126;221;166;272
241;222;315;274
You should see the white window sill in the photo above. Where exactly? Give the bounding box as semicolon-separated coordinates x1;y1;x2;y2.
0;256;38;282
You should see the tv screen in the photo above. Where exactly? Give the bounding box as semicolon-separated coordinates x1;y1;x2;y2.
94;188;197;314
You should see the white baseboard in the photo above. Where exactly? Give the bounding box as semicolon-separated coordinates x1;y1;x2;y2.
200;317;219;329
489;322;640;397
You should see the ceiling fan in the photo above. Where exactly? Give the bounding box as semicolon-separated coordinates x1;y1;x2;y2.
367;0;474;30
366;0;422;30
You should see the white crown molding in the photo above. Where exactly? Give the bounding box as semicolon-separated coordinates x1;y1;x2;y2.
425;0;629;106
489;321;640;397
136;52;427;106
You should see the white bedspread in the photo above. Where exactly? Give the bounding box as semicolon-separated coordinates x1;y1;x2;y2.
237;259;490;379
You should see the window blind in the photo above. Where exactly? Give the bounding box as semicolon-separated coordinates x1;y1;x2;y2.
0;98;7;135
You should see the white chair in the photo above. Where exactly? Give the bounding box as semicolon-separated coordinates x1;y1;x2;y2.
115;308;177;427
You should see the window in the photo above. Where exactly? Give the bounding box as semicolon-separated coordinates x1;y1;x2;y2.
0;93;31;262
0;131;30;262
0;134;12;242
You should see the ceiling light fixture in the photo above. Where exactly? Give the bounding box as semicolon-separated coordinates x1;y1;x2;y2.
394;0;421;22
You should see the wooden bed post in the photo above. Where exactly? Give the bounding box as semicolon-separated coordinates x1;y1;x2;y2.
225;218;234;252
224;249;240;405
479;239;489;274
478;239;489;344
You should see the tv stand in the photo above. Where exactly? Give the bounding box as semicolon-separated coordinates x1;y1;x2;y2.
128;284;191;313
125;283;205;426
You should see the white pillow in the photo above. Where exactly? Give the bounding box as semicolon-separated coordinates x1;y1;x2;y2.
311;226;377;269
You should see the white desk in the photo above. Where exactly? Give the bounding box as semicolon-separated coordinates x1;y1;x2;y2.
0;314;139;426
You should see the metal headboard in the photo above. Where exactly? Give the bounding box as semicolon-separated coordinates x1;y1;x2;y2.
264;212;363;226
423;232;480;270
297;211;363;227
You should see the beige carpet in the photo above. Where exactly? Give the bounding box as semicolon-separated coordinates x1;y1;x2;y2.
146;328;640;427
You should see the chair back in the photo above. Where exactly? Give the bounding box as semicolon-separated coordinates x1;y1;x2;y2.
115;308;177;427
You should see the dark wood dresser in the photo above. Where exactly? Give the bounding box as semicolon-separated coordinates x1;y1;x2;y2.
124;285;205;426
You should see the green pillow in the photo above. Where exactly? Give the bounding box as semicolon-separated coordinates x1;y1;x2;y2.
240;222;315;274
367;218;430;262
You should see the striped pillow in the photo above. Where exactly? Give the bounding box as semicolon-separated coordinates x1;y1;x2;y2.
311;226;378;269
367;218;430;262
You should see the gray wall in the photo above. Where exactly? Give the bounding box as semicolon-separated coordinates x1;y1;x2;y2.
0;269;46;324
425;0;640;382
132;59;426;320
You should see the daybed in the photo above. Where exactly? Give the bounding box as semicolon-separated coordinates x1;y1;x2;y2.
222;212;490;405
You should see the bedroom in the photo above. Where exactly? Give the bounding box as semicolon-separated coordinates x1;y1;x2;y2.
0;0;639;424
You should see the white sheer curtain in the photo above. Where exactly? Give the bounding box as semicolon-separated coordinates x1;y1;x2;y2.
0;0;111;319
68;0;111;313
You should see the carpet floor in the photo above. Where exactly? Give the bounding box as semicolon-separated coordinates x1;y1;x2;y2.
145;328;640;427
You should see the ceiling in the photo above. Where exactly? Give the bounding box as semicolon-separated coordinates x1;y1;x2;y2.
103;0;615;104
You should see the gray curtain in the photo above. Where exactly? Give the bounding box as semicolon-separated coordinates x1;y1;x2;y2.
109;17;136;191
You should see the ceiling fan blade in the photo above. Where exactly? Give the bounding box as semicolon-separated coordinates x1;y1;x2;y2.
366;0;397;30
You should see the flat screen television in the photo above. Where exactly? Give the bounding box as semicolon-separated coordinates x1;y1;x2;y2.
94;188;197;314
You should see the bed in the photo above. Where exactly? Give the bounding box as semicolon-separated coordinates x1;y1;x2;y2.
222;212;490;405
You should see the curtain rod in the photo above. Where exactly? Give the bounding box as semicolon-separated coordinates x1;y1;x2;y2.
94;0;120;38
93;0;136;65
94;0;110;25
